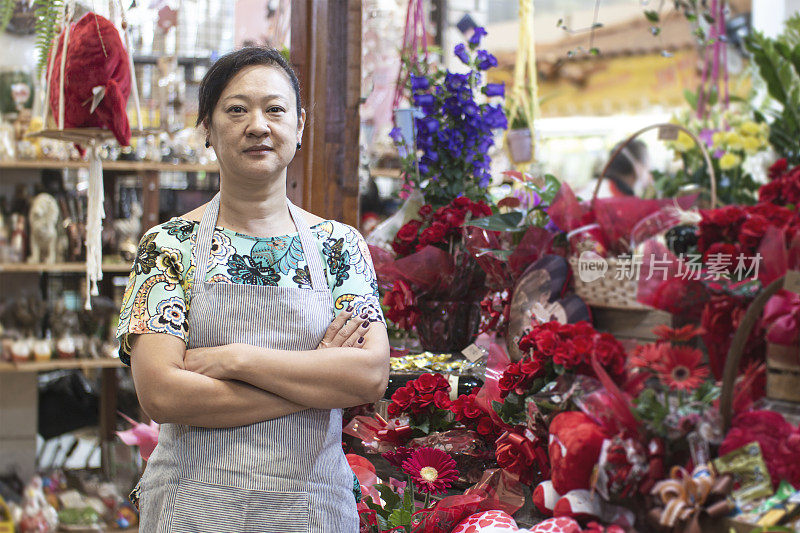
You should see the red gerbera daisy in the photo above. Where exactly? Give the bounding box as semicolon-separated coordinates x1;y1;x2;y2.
401;447;459;495
652;324;704;343
630;343;668;370
655;345;709;391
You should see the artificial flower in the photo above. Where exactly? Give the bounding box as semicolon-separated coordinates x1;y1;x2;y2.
654;345;709;391
401;447;459;494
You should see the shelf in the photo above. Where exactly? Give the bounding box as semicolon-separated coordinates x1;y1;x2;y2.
0;262;132;273
0;358;125;373
0;159;219;173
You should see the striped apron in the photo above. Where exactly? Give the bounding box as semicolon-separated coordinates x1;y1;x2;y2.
136;193;358;532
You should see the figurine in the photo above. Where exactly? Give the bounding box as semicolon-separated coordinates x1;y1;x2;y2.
28;193;60;264
9;212;26;263
114;201;142;262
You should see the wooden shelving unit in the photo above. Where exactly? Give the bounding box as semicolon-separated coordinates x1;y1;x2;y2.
0;262;132;273
0;358;124;373
0;159;219;173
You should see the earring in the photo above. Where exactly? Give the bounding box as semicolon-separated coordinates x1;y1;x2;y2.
205;139;210;148
296;142;302;151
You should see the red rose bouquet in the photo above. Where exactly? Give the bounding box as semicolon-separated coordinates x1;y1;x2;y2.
372;197;492;351
387;373;456;436
493;321;627;427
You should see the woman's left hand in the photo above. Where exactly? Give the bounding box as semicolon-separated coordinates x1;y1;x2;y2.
184;344;239;380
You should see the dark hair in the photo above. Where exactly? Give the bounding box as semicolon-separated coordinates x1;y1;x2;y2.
605;139;647;179
196;47;302;127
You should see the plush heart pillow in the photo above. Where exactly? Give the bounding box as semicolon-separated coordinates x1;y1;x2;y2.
451;509;519;533
520;516;581;533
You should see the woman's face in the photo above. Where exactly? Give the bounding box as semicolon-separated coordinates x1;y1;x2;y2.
206;65;305;181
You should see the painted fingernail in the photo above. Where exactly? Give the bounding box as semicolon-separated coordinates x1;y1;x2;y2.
357;337;364;344
361;320;370;328
346;304;354;312
360;312;368;319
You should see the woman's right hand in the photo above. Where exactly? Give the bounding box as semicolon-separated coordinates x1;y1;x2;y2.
317;306;371;349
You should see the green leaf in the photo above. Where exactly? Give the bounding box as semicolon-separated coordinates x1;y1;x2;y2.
644;10;660;23
365;500;391;522
683;88;698;110
410;419;430;435
388;507;412;528
376;484;401;512
467;211;524;231
589;47;600;56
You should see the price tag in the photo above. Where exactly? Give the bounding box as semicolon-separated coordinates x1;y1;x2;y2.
447;374;459;401
784;270;800;294
461;343;485;362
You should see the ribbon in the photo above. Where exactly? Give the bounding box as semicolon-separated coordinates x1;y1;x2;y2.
494;429;548;484
763;289;800;346
649;465;734;533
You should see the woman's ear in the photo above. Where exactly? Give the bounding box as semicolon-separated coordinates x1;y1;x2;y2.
297;108;306;143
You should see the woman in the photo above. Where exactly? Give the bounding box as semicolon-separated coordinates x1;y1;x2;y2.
580;139;652;199
116;47;390;532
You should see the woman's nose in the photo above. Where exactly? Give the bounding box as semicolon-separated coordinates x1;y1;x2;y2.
246;111;270;137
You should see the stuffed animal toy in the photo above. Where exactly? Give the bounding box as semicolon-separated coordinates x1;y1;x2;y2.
48;12;132;146
28;193;60;264
533;411;608;520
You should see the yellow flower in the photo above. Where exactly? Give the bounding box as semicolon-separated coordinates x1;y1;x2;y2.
740;121;761;136
719;152;741;170
725;131;744;151
712;131;725;147
673;131;695;152
743;135;761;155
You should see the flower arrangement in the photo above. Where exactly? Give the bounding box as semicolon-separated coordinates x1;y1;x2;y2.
656;91;771;205
493;321;628;427
387;373;455;436
390;27;507;207
390;197;493;258
448;386;506;446
374;197;491;350
629;325;720;442
360;446;459;532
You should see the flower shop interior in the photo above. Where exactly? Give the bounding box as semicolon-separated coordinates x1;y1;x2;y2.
2;0;800;531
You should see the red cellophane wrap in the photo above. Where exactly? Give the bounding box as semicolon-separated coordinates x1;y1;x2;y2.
759;227;800;348
347;454;381;505
464;226;555;292
548;183;697;256
369;243;486;301
343;414;414;452
410;469;525;533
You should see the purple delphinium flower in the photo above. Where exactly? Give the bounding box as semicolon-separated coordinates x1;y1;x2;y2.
454;43;470;64
699;128;717;148
476;50;498;70
482;104;507;129
469;26;488;47
483;83;505;97
410;74;430;92
418;116;439;133
413;93;435;107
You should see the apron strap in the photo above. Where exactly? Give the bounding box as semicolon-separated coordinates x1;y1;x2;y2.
286;199;328;292
191;192;221;298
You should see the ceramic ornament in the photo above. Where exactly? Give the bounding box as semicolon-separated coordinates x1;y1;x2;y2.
451;509;519;533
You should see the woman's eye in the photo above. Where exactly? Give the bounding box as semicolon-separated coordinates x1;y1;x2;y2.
228;106;246;113
267;106;285;113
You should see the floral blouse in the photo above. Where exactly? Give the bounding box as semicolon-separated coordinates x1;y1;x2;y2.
116;217;385;365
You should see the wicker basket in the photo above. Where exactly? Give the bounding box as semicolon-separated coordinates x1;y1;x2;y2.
719;275;800;432
569;123;717;310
